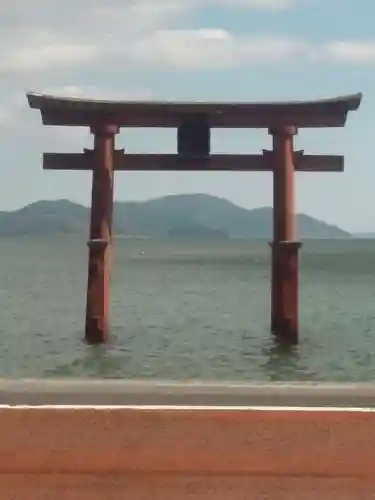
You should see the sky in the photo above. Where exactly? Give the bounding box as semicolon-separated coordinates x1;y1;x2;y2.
0;0;373;232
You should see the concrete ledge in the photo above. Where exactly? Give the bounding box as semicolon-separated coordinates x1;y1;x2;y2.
1;379;375;406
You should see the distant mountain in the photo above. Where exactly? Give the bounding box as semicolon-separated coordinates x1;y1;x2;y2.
0;194;351;239
0;200;88;235
353;233;375;239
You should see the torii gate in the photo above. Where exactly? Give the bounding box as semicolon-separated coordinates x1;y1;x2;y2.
27;92;362;345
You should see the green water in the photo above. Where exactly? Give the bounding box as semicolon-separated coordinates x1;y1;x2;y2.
0;236;374;381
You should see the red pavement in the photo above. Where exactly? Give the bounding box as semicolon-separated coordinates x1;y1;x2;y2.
1;407;374;498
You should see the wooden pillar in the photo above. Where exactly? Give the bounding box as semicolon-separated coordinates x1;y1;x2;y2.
85;123;119;344
269;126;302;345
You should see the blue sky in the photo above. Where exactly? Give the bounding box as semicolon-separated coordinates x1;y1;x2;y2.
0;0;373;231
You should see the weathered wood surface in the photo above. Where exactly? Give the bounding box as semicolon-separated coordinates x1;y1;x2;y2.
27;92;362;128
1;406;375;499
42;152;344;171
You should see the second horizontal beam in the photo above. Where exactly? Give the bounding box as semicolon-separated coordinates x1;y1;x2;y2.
43;153;344;172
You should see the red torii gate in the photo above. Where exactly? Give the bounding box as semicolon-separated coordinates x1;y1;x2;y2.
27;92;362;345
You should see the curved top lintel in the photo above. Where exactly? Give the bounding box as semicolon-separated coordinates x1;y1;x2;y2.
27;92;362;111
26;92;363;128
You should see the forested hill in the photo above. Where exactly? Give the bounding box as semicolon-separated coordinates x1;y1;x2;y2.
0;194;351;238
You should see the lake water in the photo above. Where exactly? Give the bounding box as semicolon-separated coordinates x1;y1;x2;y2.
0;236;375;381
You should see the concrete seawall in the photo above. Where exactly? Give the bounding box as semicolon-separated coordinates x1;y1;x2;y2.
1;380;375;499
2;379;375;406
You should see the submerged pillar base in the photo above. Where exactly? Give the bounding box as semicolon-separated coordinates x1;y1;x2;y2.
85;239;110;345
269;241;302;345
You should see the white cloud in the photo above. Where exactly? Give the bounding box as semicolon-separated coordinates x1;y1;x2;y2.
0;2;183;75
0;0;372;78
0;0;297;58
0;0;373;83
40;85;153;101
0;0;372;77
217;0;295;7
128;29;310;69
2;43;98;74
323;41;375;64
